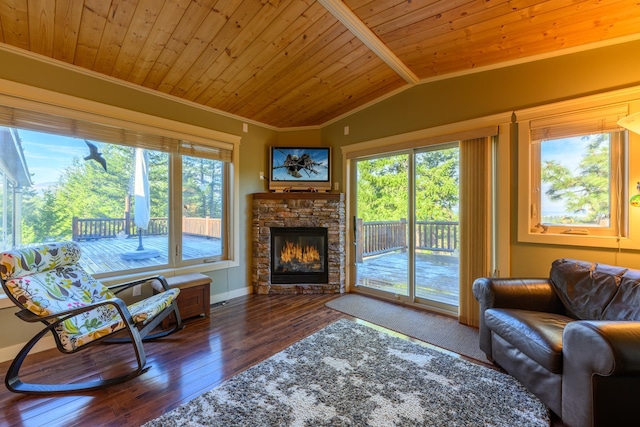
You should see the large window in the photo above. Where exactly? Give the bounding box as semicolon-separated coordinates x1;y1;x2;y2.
0;86;239;280
0;128;28;250
517;102;631;247
532;131;624;236
181;154;226;263
1;170;14;249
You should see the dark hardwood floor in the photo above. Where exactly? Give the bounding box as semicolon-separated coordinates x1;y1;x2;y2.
0;293;562;427
0;294;347;427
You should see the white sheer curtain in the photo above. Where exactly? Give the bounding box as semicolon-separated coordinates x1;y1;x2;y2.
458;137;493;327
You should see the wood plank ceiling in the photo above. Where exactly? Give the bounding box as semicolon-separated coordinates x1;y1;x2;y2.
0;0;639;128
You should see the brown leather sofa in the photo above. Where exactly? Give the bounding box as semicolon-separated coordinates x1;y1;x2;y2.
473;258;640;427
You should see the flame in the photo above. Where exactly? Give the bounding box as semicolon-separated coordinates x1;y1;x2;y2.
280;241;320;264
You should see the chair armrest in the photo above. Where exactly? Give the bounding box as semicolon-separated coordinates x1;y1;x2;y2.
15;297;132;324
562;321;640;427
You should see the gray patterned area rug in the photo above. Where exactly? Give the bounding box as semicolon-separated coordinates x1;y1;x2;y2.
143;319;549;427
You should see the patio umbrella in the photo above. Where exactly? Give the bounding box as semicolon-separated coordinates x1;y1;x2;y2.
133;147;150;250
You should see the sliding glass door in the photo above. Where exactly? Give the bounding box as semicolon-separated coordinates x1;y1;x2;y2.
355;153;409;297
413;145;459;308
354;144;460;312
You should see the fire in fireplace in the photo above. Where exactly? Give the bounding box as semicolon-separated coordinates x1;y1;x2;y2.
270;227;328;284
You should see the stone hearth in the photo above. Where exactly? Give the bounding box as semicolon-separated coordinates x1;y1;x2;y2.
252;193;345;294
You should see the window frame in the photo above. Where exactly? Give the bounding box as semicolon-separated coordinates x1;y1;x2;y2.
516;91;640;249
528;127;625;237
0;78;241;286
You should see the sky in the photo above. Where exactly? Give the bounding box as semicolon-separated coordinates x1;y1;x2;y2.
541;137;582;170
540;136;590;216
17;130;101;188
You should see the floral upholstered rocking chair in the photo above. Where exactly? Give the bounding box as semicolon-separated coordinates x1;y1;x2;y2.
0;241;183;394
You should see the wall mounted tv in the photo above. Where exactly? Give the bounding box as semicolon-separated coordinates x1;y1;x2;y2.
269;146;331;192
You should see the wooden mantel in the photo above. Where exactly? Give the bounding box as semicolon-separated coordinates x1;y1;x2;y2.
252;192;343;200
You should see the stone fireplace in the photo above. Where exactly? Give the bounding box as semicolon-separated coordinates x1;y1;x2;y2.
252;193;345;294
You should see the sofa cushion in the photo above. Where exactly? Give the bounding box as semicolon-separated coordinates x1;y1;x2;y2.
485;308;573;374
550;258;627;320
601;269;640;320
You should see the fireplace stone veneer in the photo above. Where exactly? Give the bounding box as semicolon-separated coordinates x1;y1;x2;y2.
252;193;345;294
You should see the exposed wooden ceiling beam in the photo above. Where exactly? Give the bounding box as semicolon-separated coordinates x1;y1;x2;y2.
317;0;419;85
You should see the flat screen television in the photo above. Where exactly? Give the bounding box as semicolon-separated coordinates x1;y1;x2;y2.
269;146;331;192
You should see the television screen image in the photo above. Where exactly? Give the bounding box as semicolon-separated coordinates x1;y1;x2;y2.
270;147;331;191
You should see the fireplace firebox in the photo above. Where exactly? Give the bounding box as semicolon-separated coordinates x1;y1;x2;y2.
270;227;328;284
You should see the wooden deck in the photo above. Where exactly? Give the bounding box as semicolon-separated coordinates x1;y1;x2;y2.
75;235;222;275
76;237;457;308
357;251;459;306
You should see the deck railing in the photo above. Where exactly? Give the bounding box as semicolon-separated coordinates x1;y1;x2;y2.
355;218;458;262
182;217;222;238
73;216;453;258
415;220;458;253
72;214;220;241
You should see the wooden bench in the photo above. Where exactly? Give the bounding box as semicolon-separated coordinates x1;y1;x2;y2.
153;273;211;329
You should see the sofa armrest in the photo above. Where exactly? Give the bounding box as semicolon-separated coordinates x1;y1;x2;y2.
562;321;640;427
473;277;563;311
564;321;640;375
473;277;564;359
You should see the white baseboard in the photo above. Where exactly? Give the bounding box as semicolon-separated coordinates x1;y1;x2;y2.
211;286;251;305
0;335;57;364
0;288;253;363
